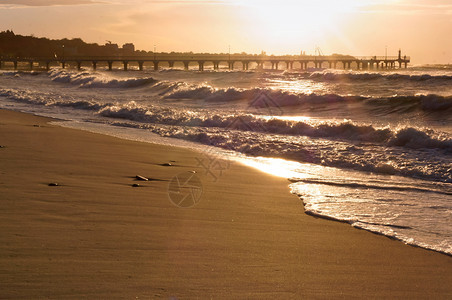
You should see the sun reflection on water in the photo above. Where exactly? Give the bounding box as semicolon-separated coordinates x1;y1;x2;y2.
267;79;330;95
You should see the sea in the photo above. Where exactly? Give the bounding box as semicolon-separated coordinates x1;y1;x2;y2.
1;63;451;256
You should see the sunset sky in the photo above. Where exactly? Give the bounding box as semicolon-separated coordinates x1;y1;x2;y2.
0;0;450;64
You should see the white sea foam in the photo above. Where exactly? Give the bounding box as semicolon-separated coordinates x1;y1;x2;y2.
290;175;452;256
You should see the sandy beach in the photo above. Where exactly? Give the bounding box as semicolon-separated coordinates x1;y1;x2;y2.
0;108;451;298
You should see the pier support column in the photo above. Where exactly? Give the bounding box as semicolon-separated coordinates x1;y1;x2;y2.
404;62;408;68
228;61;234;70
362;62;368;70
92;61;97;70
183;61;190;70
168;61;175;68
153;61;159;71
61;61;66;69
77;61;82;71
138;61;144;71
213;61;219;70
242;61;249;70
107;61;113;71
123;61;128;71
198;61;204;71
13;61;17;70
29;61;33;70
46;61;50;71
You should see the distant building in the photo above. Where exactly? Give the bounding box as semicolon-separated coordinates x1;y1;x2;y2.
104;42;119;55
122;43;135;55
64;46;78;56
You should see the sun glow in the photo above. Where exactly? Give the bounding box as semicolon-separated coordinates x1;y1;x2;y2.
234;0;378;54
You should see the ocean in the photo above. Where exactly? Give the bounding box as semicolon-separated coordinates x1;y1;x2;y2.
1;64;451;256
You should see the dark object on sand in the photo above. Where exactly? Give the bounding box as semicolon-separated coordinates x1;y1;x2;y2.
161;163;173;166
48;183;59;186
135;175;149;181
132;183;140;187
0;145;5;148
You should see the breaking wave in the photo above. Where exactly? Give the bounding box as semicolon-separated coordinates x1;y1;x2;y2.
96;101;452;153
48;69;157;88
306;71;452;82
2;87;450;153
164;85;452;114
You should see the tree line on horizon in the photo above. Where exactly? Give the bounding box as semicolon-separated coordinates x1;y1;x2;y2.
0;30;355;59
0;30;142;58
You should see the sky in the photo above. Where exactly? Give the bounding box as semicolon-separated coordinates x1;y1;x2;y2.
0;0;451;64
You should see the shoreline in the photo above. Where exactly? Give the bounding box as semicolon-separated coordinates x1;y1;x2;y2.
50;117;452;257
1;108;451;298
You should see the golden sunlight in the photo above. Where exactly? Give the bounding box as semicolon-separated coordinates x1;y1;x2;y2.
236;0;374;51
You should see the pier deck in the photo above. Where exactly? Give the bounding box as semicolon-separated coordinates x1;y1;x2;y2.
0;53;410;71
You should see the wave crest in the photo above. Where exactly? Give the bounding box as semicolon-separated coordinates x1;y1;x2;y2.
48;69;157;88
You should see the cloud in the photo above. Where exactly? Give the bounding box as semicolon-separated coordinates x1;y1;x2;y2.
0;0;100;6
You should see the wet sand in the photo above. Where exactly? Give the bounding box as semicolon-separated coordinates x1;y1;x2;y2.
0;109;451;298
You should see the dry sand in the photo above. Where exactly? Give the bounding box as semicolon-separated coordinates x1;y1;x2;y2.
0;109;451;299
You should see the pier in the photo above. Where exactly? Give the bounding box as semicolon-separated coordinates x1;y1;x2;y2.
0;50;410;71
